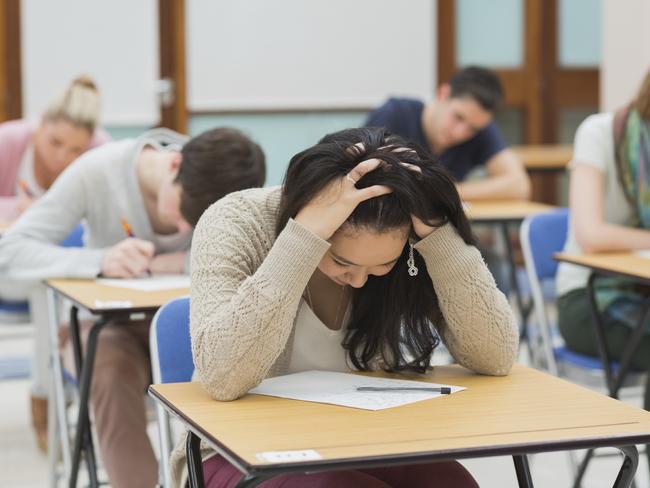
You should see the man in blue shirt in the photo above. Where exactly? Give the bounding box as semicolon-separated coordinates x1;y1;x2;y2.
365;66;530;201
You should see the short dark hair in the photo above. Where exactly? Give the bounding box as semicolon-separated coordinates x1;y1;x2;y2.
176;128;266;226
448;66;503;112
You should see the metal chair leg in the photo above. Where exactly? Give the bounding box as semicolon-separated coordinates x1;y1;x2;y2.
46;288;72;480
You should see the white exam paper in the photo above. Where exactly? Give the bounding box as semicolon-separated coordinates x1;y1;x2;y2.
97;274;190;292
248;370;465;411
634;250;650;260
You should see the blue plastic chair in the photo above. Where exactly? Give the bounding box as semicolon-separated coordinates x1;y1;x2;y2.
150;296;193;488
520;208;645;381
59;223;85;248
520;208;645;482
0;223;85;324
0;299;30;323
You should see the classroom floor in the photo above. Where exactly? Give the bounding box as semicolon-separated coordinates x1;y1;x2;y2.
1;318;649;488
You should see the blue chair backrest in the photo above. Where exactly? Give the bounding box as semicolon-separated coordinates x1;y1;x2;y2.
0;224;85;318
60;223;85;248
151;296;193;383
526;208;569;280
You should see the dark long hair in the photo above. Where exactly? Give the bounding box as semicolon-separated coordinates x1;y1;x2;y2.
276;127;475;373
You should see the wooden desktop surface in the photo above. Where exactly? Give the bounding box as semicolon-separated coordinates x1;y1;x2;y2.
555;252;650;285
150;364;650;469
466;200;556;223
512;144;572;171
45;278;189;314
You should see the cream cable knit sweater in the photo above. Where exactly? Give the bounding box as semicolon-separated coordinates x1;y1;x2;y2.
169;186;518;486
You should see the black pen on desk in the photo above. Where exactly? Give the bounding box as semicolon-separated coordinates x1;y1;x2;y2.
120;217;152;276
356;386;452;394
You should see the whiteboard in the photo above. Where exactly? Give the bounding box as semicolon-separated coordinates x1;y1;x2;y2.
187;0;436;111
21;0;160;126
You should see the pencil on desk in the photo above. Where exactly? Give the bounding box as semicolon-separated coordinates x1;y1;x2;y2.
356;386;452;394
19;179;35;198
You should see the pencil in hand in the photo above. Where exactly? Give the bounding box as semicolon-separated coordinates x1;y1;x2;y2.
119;217;152;276
120;217;135;238
19;179;35;198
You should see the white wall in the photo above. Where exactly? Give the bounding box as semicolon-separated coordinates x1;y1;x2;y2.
187;0;436;111
21;1;436;125
21;0;160;126
601;0;650;111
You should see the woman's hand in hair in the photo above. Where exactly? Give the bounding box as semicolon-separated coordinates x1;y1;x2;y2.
396;162;436;239
294;158;391;240
411;215;436;239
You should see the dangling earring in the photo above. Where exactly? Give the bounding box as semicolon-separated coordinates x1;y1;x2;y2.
407;243;418;276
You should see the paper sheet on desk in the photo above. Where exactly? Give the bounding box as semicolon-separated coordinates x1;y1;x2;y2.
635;250;650;260
97;275;190;292
249;370;465;411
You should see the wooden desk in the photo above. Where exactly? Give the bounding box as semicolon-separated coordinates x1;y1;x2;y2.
467;200;556;334
466;200;556;224
47;278;190;314
555;252;650;285
45;278;189;487
512;144;572;172
150;364;648;488
512;145;572;205
554;252;650;397
554;252;650;484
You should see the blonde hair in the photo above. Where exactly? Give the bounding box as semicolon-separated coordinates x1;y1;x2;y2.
45;75;101;133
635;68;650;123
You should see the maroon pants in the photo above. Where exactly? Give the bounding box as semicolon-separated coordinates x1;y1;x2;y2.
202;454;479;487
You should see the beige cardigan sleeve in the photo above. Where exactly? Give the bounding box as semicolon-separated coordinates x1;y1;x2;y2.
190;194;330;401
414;223;519;376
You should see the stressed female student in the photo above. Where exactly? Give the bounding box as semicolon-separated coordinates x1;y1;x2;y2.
170;127;518;487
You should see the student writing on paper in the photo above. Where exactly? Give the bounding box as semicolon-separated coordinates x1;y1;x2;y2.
0;75;110;220
557;67;650;474
175;127;518;487
0;128;266;488
0;74;110;452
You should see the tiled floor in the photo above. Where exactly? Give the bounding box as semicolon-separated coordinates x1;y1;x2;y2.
1;320;648;487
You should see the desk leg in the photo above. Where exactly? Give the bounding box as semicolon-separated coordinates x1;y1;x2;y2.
613;445;638;488
69;313;109;488
512;455;534;488
572;448;595;488
586;273;650;397
500;223;531;335
186;431;205;488
46;288;71;481
184;431;268;488
612;299;650;395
